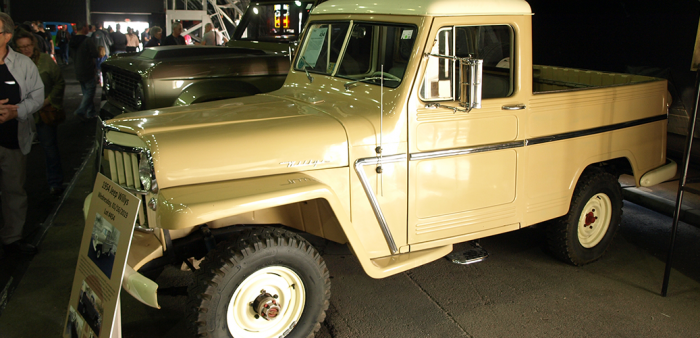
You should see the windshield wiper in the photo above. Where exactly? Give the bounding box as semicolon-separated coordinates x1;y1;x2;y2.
298;56;314;83
344;71;401;90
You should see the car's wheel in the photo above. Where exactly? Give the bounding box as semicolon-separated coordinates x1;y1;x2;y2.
95;244;102;259
187;227;330;338
546;169;623;265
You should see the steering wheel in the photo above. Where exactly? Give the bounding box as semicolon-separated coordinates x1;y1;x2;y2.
370;71;401;82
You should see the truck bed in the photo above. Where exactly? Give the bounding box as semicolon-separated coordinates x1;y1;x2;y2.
533;65;660;93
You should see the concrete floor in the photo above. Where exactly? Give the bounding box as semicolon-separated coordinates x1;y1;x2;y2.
1;159;699;338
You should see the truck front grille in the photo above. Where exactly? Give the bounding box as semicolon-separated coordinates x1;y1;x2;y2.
99;147;149;227
105;67;143;111
102;149;143;192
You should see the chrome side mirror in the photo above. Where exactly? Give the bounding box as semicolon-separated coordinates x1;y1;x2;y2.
460;58;483;110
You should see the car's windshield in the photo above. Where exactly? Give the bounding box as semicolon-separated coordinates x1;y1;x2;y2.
295;21;417;88
234;1;315;42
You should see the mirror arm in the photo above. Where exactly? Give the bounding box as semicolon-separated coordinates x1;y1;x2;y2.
424;102;471;114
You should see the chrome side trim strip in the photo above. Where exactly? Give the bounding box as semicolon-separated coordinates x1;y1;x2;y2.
354;154;407;255
526;114;667;146
409;114;667;161
410;141;524;161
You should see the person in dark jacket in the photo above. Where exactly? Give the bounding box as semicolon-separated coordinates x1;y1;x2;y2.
56;25;70;64
69;22;99;120
162;23;185;46
144;26;162;47
109;23;127;54
33;21;54;54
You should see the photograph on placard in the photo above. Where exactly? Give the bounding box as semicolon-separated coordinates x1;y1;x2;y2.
88;213;121;278
64;306;85;338
77;280;104;337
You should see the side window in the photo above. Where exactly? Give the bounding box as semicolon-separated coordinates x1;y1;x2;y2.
420;27;454;101
420;25;514;101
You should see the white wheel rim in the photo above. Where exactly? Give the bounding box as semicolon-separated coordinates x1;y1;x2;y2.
577;193;612;248
227;266;305;338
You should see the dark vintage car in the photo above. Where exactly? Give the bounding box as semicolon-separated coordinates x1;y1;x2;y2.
100;0;321;119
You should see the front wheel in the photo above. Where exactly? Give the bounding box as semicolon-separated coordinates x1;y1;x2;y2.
546;169;623;266
187;227;330;338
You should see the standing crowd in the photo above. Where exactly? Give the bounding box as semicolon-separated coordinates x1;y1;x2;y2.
0;15;118;258
0;15;228;258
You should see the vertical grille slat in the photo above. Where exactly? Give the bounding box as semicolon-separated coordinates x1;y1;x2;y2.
123;152;134;188
106;150;118;182
114;153;126;185
131;153;142;190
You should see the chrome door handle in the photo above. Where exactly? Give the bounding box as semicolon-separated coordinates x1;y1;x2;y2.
502;104;526;110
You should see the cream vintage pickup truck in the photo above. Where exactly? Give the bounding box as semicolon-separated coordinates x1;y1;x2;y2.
86;0;676;337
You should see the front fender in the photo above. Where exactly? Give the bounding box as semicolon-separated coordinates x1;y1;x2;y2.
156;172;348;231
155;172;440;278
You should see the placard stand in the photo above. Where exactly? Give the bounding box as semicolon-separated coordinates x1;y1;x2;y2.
661;71;699;297
111;299;122;338
662;19;700;296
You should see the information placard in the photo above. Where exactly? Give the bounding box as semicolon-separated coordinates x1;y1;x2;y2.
63;173;141;338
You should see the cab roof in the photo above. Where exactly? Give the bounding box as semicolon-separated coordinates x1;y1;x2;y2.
312;0;532;16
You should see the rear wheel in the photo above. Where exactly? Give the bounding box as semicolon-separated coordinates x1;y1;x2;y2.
546;170;623;265
187;227;330;338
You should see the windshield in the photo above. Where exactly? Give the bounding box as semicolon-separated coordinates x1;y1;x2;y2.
295;21;417;88
234;1;315;42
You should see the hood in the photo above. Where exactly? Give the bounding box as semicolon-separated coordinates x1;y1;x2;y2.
106;94;349;189
102;46;289;79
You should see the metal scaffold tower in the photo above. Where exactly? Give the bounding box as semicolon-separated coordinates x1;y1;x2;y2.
166;0;250;41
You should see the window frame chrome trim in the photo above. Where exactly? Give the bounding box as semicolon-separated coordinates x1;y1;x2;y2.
354;153;407;255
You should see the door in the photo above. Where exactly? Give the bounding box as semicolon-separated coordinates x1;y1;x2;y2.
408;19;527;244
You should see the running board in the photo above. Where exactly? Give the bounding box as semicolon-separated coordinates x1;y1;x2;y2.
446;241;488;265
366;245;453;278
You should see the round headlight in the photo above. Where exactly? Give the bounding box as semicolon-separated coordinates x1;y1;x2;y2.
139;152;156;192
134;83;144;110
104;72;112;93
